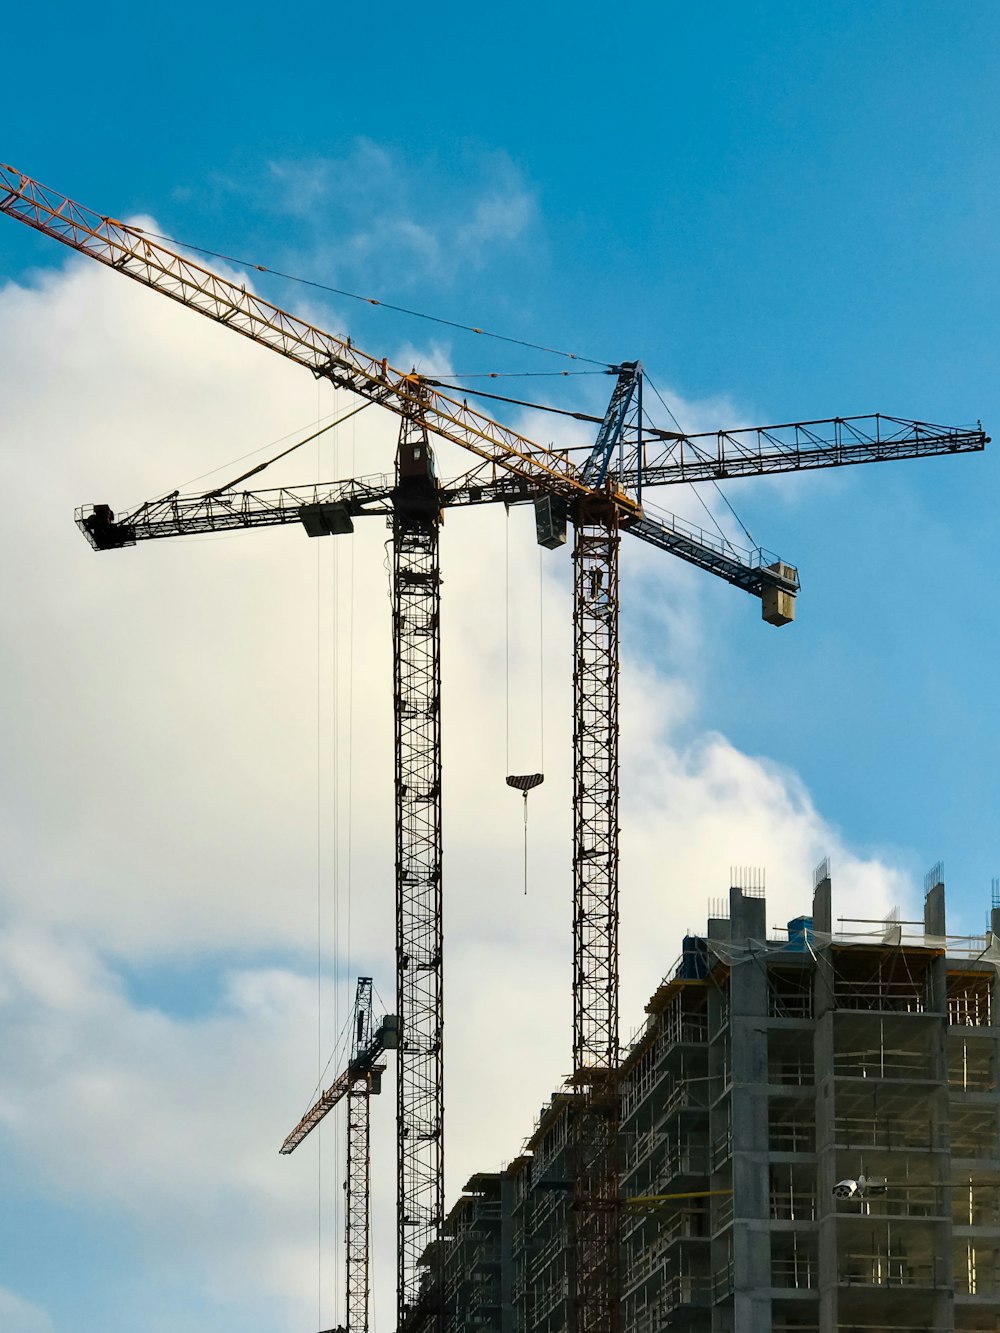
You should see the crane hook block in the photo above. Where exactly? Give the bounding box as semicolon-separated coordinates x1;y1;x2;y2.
507;774;544;793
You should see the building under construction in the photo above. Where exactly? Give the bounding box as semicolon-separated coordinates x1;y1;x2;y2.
423;864;1000;1333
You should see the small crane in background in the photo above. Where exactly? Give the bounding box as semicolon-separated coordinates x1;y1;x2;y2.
1;164;988;1333
282;977;399;1333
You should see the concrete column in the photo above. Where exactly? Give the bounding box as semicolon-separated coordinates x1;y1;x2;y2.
814;1006;839;1332
924;879;946;938
728;887;772;1331
812;868;832;938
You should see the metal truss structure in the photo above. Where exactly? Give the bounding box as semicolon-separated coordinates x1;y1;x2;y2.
345;1079;373;1333
280;976;392;1333
570;511;622;1333
4;166;988;1333
392;414;445;1329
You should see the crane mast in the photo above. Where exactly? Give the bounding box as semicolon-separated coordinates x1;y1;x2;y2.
281;976;396;1333
392;411;445;1327
571;506;623;1333
345;979;380;1333
345;1078;373;1333
5;166;988;1333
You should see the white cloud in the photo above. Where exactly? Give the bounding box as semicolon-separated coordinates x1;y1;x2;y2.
453;160;537;257
0;916;336;1327
0;1288;56;1333
0;250;919;1330
247;142;537;288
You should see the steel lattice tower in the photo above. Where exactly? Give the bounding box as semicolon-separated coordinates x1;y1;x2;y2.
393;412;445;1330
345;1086;373;1331
345;978;376;1333
280;974;392;1333
570;510;622;1333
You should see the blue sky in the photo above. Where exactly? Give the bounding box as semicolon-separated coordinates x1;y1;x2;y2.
2;4;1000;1330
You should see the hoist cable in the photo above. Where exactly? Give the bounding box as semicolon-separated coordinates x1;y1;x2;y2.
644;373;758;549
538;545;545;772
133;224;613;367
504;509;511;773
207;398;375;496
643;373;686;436
315;527;324;1328
304;1006;357;1110
161;408;353;496
425;377;607;425
431;369;606;380
328;406;342;1332
522;796;529;897
345;407;357;1025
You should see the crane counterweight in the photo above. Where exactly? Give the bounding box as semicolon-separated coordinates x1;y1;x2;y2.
79;504;134;551
300;502;354;537
762;562;799;626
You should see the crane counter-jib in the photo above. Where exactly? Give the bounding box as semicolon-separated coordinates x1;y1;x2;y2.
75;481;800;622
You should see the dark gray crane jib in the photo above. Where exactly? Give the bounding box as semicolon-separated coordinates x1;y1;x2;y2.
4;165;987;1333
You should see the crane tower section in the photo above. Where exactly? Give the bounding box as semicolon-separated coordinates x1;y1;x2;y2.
279;975;395;1333
345;978;379;1333
571;507;623;1333
393;411;445;1330
345;1082;373;1333
572;511;621;1078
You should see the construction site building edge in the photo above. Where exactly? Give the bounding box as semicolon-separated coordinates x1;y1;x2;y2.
407;865;1000;1333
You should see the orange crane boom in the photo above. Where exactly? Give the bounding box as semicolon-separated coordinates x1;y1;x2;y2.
0;163;604;504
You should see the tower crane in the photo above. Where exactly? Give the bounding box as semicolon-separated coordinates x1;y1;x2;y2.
1;164;988;1333
281;977;399;1333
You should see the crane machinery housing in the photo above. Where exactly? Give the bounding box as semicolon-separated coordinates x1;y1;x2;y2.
0;163;988;1333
